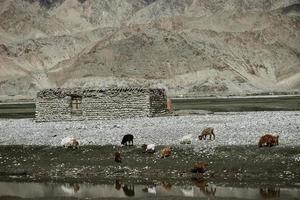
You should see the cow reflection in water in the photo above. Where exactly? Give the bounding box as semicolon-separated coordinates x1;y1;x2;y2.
162;181;172;192
260;188;280;199
114;180;135;196
192;178;216;197
181;187;194;197
115;180;122;190
142;185;157;194
61;183;80;194
123;185;135;196
73;184;80;193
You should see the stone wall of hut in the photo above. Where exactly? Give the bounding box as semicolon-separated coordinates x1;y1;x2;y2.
35;88;167;122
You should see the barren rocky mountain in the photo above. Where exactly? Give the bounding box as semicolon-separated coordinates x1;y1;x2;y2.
0;0;299;100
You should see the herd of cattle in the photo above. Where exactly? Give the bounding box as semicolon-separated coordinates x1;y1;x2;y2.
61;127;279;175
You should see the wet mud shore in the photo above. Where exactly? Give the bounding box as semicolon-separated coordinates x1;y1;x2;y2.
1;145;299;187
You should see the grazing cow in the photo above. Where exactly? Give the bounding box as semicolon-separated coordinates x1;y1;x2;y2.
180;134;192;144
142;144;156;153
199;128;215;140
121;134;134;146
191;162;208;174
160;146;172;158
61;137;80;149
258;134;279;147
167;99;174;113
114;151;122;163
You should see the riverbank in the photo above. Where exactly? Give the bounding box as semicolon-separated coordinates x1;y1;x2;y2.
0;145;299;191
1;112;300;199
1;144;300;200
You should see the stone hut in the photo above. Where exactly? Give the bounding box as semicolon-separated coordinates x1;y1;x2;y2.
35;88;167;122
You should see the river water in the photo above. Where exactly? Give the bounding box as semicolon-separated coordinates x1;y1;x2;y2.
0;95;300;118
1;181;299;199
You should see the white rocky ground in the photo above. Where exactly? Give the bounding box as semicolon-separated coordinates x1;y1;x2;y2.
0;111;299;149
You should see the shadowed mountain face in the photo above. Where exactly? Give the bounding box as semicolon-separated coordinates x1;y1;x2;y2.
0;0;299;100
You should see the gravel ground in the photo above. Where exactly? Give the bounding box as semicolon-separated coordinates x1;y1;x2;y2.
0;111;299;148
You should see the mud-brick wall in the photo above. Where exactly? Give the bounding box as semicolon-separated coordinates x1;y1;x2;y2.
82;89;151;120
35;88;167;122
35;89;85;122
149;89;168;116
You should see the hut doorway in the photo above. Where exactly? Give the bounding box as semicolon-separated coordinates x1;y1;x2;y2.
71;95;82;115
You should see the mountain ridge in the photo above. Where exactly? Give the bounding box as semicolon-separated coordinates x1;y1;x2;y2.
0;0;299;100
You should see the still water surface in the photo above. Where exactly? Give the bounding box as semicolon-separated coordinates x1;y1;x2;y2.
1;95;300;118
1;181;299;199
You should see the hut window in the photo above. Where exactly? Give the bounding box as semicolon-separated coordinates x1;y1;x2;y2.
71;96;82;114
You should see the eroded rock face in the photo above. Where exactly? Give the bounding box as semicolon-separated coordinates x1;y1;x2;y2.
0;0;299;100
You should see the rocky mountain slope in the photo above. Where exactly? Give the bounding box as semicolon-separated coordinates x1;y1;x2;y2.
0;0;299;100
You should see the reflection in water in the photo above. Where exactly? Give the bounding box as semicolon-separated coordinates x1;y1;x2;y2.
260;188;280;199
114;180;135;196
162;181;172;192
61;183;80;194
0;181;299;199
115;180;122;191
192;177;216;197
142;185;157;195
122;184;135;197
181;187;194;197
